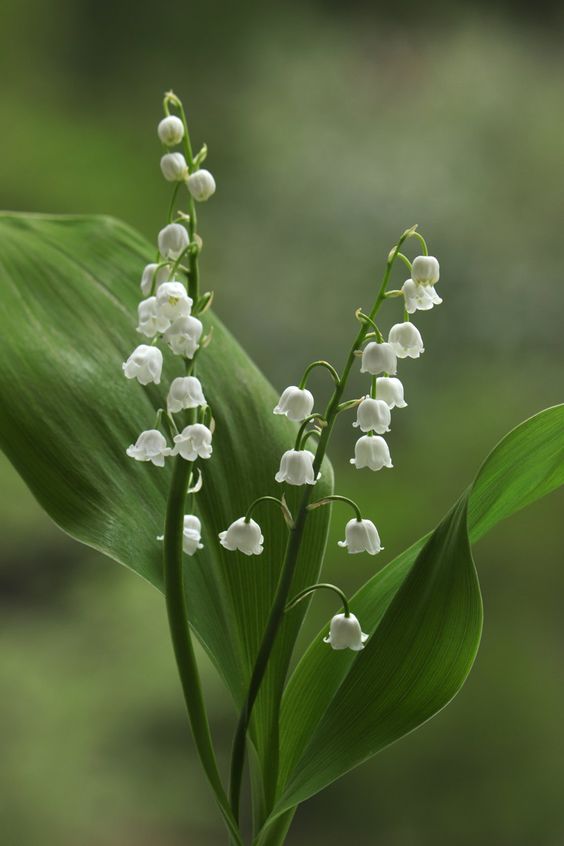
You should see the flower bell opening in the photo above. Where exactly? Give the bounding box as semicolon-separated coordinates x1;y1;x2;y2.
324;613;369;651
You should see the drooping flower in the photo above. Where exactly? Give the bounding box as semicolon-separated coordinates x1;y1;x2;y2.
338;518;383;555
126;429;171;467
402;278;442;314
155;281;193;322
275;449;318;486
219;518;264;555
350;434;393;471
160;152;189;182
158;223;190;259
411;255;440;287
273;386;314;422
388;322;424;359
187;169;216;201
375;376;407;409
140;263;171;297
173;423;213;461
360;341;397;376
157;115;185;146
163;315;203;358
136;297;171;338
353;397;391;434
167;376;206;413
122;344;163;385
183;515;203;555
324;613;368;651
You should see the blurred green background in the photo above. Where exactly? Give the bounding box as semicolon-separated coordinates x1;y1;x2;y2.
1;1;564;844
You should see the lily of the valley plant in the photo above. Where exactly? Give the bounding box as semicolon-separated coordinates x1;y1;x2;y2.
0;92;563;846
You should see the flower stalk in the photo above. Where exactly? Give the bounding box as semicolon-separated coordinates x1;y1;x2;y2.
228;227;416;821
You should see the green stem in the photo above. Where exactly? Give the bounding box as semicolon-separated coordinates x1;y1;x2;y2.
228;229;412;822
308;494;362;522
298;360;340;389
245;495;291;524
294;414;325;450
164;456;243;846
285;583;350;616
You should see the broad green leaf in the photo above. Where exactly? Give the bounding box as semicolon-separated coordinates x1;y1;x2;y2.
0;212;333;771
268;404;564;822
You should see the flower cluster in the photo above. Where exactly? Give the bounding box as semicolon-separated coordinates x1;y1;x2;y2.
122;92;216;555
218;229;442;652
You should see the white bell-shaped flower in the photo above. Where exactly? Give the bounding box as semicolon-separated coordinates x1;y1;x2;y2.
183;515;203;555
140;263;171;297
126;429;171;467
411;255;440;287
388;322;424;359
324;613;368;651
136;297;171;338
173;423;213;461
122;344;163;385
375;376;407;409
158;223;190;259
351;434;393;471
160;152;189;182
275;449;318;486
360;341;397;376
167;376;206;413
158;115;185;146
273;386;314;422
219;517;264;555
338;518;383;555
402;278;442;314
155;281;192;322
187;169;216;201
353;398;391;434
164;315;203;358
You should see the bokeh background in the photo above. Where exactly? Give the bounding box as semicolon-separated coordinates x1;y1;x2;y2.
1;1;564;844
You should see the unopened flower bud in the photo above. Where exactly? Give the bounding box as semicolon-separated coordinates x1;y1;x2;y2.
160;152;189;182
219;518;264;555
122;344;163;385
375;376;407;409
324;613;368;651
126;429;171;467
158;223;190;259
360;341;397;376
172;423;213;461
338;518;382;555
187;169;216;201
411;255;440;287
388;322;424;359
275;449;318;486
273;386;314;422
183;515;203;555
353;398;391;434
350;435;392;471
167;376;206;413
158;115;185;146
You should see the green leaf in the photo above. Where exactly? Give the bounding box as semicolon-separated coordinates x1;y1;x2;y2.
268;404;564;822
0;212;333;771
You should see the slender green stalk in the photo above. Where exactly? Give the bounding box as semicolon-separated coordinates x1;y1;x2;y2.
228;229;413;823
164;456;243;846
308;494;363;522
285;583;350;616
